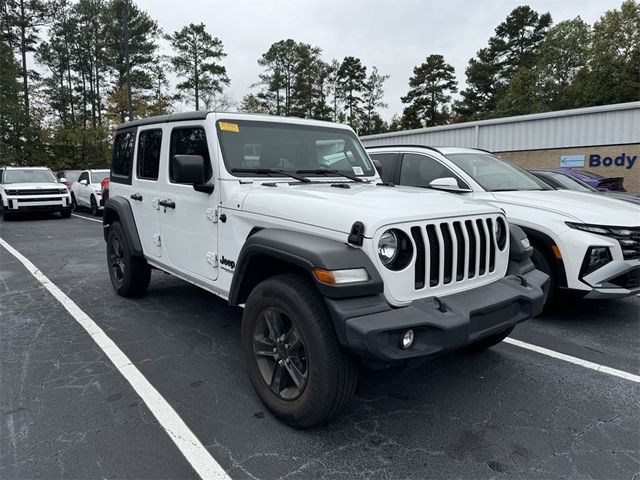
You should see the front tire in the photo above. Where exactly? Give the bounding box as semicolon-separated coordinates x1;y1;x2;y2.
60;208;72;218
242;274;357;429
531;245;557;305
90;195;100;216
70;193;78;211
106;221;151;297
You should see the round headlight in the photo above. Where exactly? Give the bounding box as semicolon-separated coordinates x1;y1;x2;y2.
378;230;398;265
494;217;507;250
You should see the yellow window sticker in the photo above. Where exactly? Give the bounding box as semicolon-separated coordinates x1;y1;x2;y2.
218;121;239;133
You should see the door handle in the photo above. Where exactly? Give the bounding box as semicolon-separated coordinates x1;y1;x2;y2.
158;199;175;209
130;193;143;201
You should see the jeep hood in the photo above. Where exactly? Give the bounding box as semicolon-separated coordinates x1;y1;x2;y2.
240;183;501;236
491;190;640;226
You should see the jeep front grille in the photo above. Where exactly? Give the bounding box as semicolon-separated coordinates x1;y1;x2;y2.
11;189;66;195
411;217;499;290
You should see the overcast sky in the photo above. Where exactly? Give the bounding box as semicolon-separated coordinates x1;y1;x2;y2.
137;0;623;119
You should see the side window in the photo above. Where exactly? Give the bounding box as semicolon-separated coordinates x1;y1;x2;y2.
400;154;469;189
137;129;162;180
111;130;135;184
369;153;398;183
169;127;212;183
78;172;89;183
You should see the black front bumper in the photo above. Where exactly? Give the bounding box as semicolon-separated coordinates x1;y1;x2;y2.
327;269;548;364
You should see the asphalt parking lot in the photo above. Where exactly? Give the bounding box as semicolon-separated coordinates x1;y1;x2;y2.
1;212;639;480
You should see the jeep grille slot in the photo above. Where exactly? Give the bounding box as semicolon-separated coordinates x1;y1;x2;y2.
412;217;499;291
453;222;465;282
487;218;496;272
426;225;440;287
440;224;454;284
411;227;426;289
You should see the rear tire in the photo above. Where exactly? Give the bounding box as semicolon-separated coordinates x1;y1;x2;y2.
242;274;357;429
467;327;514;352
106;221;151;297
531;245;557;306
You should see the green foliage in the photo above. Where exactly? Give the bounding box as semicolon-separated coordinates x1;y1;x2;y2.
401;54;457;127
337;56;367;129
166;22;229;111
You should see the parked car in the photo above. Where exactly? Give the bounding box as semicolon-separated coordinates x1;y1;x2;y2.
70;169;110;216
367;146;640;304
0;166;72;219
103;112;548;428
551;168;627;192
530;170;640;206
56;169;82;190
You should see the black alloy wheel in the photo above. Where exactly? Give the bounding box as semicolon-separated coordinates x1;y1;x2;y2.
253;307;308;400
108;234;126;289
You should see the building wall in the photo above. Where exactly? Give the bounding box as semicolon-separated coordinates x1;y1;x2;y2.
497;144;640;194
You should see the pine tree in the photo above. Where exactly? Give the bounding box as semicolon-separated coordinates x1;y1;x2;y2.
360;66;389;135
166;22;229;111
401;54;457;127
336;56;367;130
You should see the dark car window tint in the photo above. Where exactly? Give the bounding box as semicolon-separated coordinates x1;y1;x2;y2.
137;129;163;180
369;153;397;183
401;153;468;189
169;127;212;183
78;171;89;183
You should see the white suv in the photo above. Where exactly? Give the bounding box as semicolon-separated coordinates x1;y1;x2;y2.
367;146;640;303
70;169;110;216
103;112;548;428
0;166;72;219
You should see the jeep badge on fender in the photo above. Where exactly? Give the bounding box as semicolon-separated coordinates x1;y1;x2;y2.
102;111;548;429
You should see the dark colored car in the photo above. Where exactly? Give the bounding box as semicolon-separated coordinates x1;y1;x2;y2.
530;170;640;206
547;168;626;192
56;169;82;190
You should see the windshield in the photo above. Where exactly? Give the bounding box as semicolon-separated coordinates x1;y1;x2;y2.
62;170;81;182
445;153;552;191
90;171;109;184
216;120;376;179
542;172;597;192
3;169;58;184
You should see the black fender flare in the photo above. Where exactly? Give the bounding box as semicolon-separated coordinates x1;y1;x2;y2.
102;196;144;256
518;225;568;288
228;228;383;307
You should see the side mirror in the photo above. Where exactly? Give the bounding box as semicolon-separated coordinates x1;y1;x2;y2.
174;155;214;194
59;177;67;183
429;177;472;193
80;179;88;185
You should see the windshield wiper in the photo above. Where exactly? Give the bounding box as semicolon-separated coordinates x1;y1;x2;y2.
231;168;310;183
296;169;365;183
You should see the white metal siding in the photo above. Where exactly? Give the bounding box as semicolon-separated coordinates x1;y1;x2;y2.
361;102;640;152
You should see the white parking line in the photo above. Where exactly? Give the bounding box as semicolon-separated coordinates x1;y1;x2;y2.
0;236;230;480
72;213;102;223
505;338;640;383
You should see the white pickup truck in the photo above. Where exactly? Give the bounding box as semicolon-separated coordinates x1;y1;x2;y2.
103;112;547;428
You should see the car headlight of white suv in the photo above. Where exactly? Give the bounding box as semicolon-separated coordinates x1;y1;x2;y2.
566;222;640;260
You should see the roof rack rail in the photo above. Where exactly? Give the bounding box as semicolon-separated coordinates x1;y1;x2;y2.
365;144;442;154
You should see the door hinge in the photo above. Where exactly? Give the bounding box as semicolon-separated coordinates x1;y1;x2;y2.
153;234;162;246
206;207;219;223
206;252;218;268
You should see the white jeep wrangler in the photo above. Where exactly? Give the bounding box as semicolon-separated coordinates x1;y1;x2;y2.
103;112;548;428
